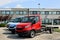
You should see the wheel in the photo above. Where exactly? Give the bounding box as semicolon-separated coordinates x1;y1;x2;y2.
41;27;46;32
18;34;23;37
29;30;35;38
11;31;15;34
48;27;52;34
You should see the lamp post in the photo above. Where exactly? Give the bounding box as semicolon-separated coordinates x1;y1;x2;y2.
28;8;29;16
38;3;40;8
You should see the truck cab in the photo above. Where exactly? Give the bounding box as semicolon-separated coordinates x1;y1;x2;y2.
16;15;42;38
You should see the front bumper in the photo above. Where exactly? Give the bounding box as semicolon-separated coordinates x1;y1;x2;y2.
16;31;30;36
8;28;15;31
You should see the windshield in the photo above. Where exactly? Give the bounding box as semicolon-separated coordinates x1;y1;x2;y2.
21;16;39;23
9;17;22;23
9;19;15;22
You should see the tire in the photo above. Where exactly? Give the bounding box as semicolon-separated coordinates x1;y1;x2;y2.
29;30;35;38
18;34;23;37
41;27;46;32
49;27;52;34
11;31;15;34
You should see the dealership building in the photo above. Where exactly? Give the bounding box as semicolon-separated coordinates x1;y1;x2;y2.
0;8;60;28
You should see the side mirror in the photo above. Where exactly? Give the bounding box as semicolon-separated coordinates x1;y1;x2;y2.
32;20;36;24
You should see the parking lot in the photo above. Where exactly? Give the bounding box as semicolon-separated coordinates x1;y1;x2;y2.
0;27;60;40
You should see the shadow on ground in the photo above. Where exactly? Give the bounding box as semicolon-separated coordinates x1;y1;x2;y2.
3;28;50;39
3;29;33;39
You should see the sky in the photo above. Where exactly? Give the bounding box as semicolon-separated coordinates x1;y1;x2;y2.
0;0;60;8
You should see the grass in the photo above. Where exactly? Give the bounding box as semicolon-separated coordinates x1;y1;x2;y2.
54;28;60;32
0;23;7;27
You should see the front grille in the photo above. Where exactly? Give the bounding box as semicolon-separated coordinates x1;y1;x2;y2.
16;28;24;30
10;27;14;28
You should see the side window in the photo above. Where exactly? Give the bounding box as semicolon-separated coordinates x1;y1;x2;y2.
34;17;39;22
22;17;28;22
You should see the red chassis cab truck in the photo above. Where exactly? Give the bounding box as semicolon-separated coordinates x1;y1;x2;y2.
16;15;52;38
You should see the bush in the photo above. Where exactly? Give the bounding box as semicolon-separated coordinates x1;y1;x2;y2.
0;23;7;27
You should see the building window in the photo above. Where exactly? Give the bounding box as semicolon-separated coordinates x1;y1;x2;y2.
23;11;27;15
30;11;41;15
56;11;60;15
29;11;37;15
40;11;45;15
30;11;33;15
37;11;41;14
0;11;1;14
42;19;52;25
19;11;23;15
49;12;52;15
16;11;19;15
10;11;14;14
1;11;5;15
5;11;10;14
42;19;45;24
33;11;37;14
53;19;60;25
45;11;49;15
52;11;56;15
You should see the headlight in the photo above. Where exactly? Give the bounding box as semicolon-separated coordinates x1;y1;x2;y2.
14;25;16;28
25;25;31;28
14;27;16;28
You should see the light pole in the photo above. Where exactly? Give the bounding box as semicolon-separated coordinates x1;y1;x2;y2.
28;8;29;16
38;3;40;8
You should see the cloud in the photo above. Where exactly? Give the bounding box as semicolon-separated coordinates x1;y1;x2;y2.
0;0;17;6
5;6;10;8
15;4;23;8
0;0;28;6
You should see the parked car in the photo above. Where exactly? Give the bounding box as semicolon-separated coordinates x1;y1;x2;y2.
7;17;23;34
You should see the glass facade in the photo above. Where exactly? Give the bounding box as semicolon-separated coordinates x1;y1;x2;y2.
45;11;49;15
52;11;56;15
49;12;52;15
1;11;60;15
1;11;5;15
56;11;60;15
23;11;27;15
1;11;14;15
16;11;20;15
37;11;41;14
29;11;60;15
0;11;28;15
30;11;37;14
0;10;60;25
53;19;60;25
19;11;23;15
40;11;45;15
42;19;52;25
10;11;14;14
5;11;10;14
